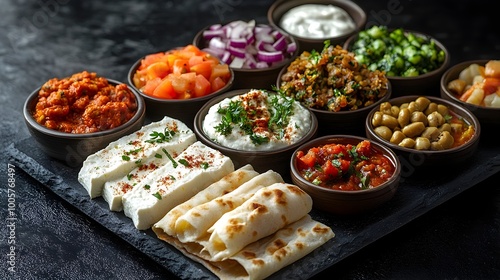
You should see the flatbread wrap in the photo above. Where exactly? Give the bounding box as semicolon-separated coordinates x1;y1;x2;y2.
165;170;284;243
200;183;313;261
152;164;260;238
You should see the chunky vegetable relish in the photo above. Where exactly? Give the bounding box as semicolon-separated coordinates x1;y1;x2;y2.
278;42;389;112
33;71;138;133
295;140;395;191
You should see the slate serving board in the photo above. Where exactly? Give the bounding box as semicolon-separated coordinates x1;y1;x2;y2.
8;136;500;279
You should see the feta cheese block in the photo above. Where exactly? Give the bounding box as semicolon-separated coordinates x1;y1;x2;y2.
122;141;234;230
78;116;196;199
102;149;177;212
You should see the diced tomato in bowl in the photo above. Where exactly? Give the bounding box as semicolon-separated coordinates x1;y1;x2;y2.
128;44;234;128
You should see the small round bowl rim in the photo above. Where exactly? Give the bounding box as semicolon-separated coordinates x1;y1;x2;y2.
127;50;235;104
343;28;450;82
290;134;401;196
267;0;367;44
440;59;500;112
24;78;146;139
365;95;481;155
193;88;319;155
192;22;300;74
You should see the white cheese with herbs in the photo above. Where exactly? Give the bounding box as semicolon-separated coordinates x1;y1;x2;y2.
78;116;196;199
102;146;184;212
202;89;312;151
122;141;234;230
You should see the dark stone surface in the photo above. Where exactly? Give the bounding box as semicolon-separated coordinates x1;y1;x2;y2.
1;0;499;279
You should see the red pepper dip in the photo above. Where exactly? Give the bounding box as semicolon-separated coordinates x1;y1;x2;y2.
33;71;138;133
295;140;395;191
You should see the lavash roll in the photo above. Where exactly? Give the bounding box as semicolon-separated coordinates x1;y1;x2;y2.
152;164;259;237
173;169;284;243
201;182;313;261
205;215;334;280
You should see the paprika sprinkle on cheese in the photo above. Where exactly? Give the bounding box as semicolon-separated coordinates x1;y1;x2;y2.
33;71;138;133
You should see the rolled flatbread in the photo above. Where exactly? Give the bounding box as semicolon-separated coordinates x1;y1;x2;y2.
171;170;284;243
200;183;313;261
166;214;334;280
152;164;259;238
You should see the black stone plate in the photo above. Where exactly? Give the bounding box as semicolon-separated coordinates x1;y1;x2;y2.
8;136;500;279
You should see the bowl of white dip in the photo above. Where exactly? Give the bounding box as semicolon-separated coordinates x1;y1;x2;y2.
267;0;366;53
194;88;318;176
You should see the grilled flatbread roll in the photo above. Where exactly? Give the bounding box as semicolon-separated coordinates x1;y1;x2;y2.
170;170;284;243
152;164;259;238
200;183;313;261
166;215;334;280
153;168;334;280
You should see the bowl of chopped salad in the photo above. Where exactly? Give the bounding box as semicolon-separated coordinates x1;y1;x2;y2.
276;41;392;136
344;25;450;97
128;44;234;128
440;59;500;131
193;20;299;90
290;134;401;215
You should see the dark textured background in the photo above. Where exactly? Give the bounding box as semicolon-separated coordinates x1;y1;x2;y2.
1;0;499;279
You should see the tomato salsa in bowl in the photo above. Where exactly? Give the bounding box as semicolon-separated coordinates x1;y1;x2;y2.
128;44;234;128
290;135;401;215
24;71;145;167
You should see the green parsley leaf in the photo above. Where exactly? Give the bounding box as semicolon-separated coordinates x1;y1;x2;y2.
146;127;176;144
152;192;162;200
163;148;178;168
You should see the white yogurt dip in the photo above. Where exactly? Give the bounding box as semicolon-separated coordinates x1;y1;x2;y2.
203;89;312;151
279;4;357;39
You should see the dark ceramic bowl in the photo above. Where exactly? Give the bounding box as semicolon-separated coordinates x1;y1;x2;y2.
440;59;500;130
193;21;299;91
290;135;401;215
276;64;392;136
267;0;367;53
194;89;318;176
365;95;480;171
24;78;146;167
344;29;450;97
127;49;234;128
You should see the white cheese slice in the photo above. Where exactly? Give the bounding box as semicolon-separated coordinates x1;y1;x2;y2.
122;141;234;230
78;116;196;199
102;149;176;212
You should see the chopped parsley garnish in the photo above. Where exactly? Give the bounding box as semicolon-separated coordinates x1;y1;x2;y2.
178;158;189;167
201;162;209;170
152;192;162;200
154;153;162;159
127;173;133;180
144;184;151;190
268;93;294;139
213;90;295;145
146;127;176;144
163;148;178;168
122;147;143;161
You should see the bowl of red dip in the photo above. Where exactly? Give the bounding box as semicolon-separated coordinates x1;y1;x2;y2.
290;135;401;215
24;71;145;167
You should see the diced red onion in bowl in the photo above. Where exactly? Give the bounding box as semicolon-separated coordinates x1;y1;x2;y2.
201;20;296;69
